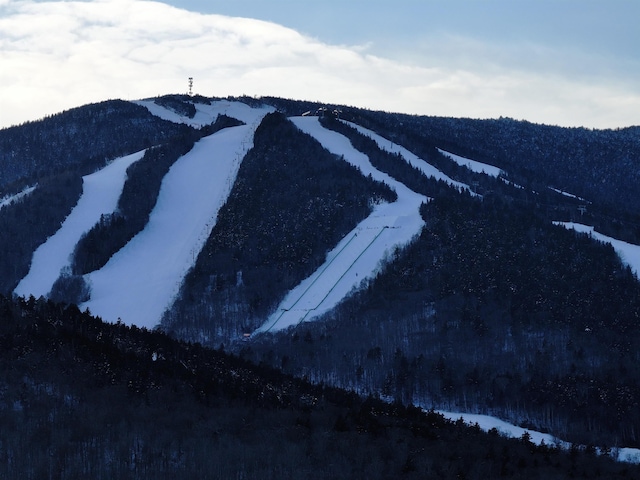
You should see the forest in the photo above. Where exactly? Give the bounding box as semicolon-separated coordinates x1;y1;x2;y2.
1;293;638;479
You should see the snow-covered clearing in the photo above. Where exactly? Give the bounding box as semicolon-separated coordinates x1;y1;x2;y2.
437;147;502;177
0;184;37;211
81;115;268;328
437;410;640;464
549;187;588;202
344;122;471;192
255;116;428;333
555;222;640;277
134;99;273;128
14;151;145;299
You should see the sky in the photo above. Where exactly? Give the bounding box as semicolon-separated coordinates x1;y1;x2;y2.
1;0;639;129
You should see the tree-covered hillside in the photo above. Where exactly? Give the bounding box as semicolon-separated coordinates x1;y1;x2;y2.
3;95;640;462
1;294;637;479
0;99;190;193
337;107;640;233
247;186;640;448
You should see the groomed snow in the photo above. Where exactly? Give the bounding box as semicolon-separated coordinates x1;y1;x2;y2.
437;147;503;177
255;116;428;333
344;122;471;192
81;111;270;328
437;410;640;464
134;99;273;128
549;187;588;202
0;184;37;211
14;151;145;299
555;222;640;277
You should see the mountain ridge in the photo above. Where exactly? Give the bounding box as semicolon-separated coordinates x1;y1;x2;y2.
3;94;640;453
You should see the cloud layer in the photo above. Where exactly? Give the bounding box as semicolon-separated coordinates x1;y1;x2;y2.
1;0;639;129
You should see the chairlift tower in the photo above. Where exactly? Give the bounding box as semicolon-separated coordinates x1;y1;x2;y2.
188;77;193;96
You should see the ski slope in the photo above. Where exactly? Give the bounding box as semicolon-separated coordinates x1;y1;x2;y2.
345;122;471;192
81;115;268;328
555;222;640;277
436;410;640;463
255;116;429;333
14;151;145;298
437;147;503;177
135;99;273;128
0;184;37;211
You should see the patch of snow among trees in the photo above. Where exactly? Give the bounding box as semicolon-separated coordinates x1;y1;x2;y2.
437;410;640;464
0;184;37;211
555;222;640;277
0;185;37;210
437;147;503;177
14;151;145;299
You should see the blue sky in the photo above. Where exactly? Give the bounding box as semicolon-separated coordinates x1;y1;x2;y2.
1;0;639;129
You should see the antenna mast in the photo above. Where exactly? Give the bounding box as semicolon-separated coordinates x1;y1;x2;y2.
188;77;193;96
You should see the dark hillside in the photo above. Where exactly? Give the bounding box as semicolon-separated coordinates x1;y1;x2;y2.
247;187;640;449
0;99;191;192
1;294;636;479
339;108;640;224
0;172;83;293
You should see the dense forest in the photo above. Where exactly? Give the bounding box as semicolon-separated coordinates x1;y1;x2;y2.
1;294;638;479
0;99;188;193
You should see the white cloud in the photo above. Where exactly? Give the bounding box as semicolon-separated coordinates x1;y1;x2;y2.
0;0;639;129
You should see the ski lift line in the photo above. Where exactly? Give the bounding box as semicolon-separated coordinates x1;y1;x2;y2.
264;225;391;333
294;225;389;327
260;229;362;333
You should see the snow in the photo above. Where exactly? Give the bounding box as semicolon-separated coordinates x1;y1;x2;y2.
14;151;145;299
437;410;565;447
0;184;37;211
549;187;588;202
555;222;640;277
436;410;640;464
254;116;428;333
344;122;471;192
81;113;269;328
437;147;503;177
134;99;273;128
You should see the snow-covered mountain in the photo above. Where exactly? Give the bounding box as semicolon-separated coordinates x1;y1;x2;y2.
3;94;640;452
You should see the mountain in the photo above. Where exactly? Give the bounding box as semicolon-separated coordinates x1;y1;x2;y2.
3;94;640;459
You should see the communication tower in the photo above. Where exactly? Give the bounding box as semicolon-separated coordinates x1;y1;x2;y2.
188;77;193;96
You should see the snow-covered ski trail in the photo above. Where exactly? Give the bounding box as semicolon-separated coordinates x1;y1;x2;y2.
0;184;37;211
344;122;472;191
135;99;274;128
82;115;267;328
555;222;640;277
14;151;146;299
255;116;428;334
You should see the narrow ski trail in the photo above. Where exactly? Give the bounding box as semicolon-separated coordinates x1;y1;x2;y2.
14;150;146;299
